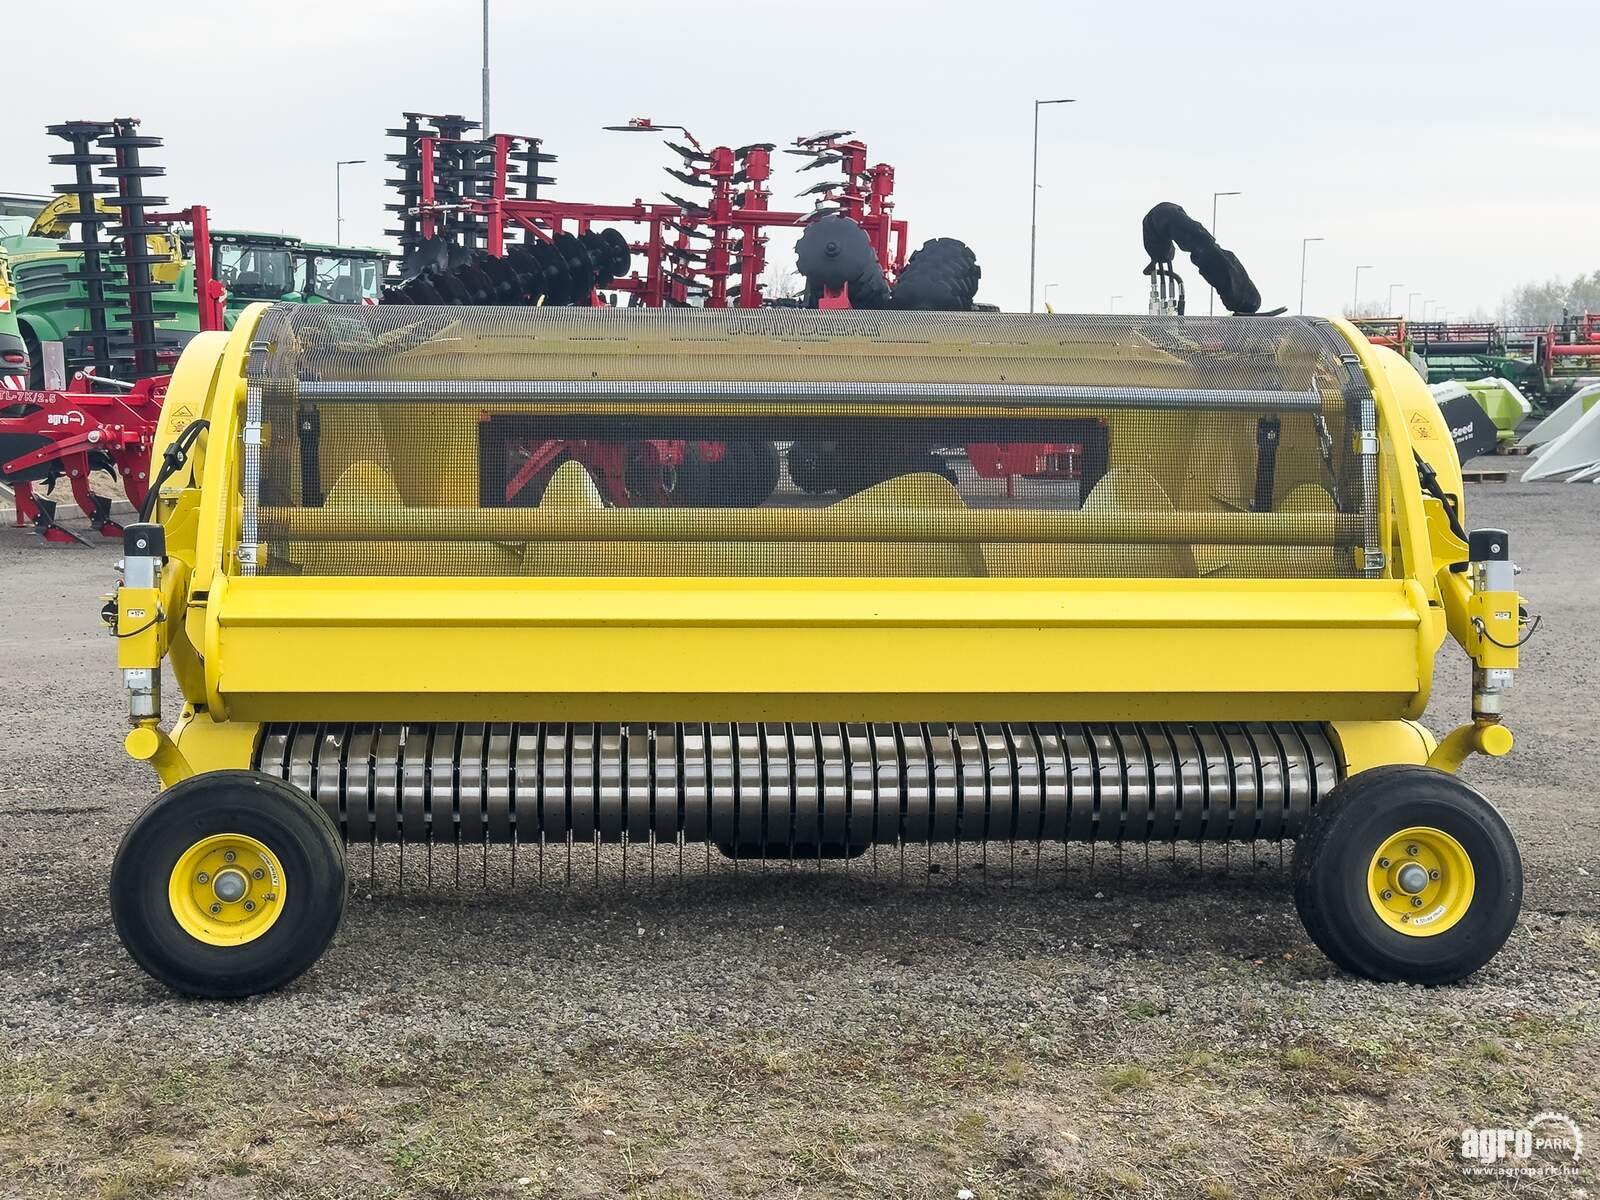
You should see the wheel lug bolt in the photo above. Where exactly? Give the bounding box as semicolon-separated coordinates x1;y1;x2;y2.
243;900;256;912
1429;869;1440;880
1411;896;1423;908
252;868;264;880
209;903;222;914
1406;845;1419;857
1381;889;1394;901
1378;857;1391;869
223;851;237;863
196;872;209;884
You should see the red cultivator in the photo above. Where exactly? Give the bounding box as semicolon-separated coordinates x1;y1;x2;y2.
1;372;165;542
383;115;924;311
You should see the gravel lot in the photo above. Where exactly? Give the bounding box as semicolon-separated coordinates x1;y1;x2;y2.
0;474;1595;1200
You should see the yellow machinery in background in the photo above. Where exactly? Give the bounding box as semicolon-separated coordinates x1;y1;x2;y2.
107;303;1530;996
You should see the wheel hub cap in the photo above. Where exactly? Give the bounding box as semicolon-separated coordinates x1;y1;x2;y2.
1367;826;1474;937
167;833;286;946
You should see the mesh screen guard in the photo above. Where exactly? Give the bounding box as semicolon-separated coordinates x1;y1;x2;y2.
241;305;1380;580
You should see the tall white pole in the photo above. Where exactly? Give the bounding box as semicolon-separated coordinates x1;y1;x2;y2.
1299;236;1323;315
1352;264;1372;316
335;159;366;244
1028;98;1074;313
1209;191;1240;315
482;0;491;134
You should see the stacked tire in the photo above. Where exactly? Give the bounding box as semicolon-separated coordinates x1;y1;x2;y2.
890;238;981;310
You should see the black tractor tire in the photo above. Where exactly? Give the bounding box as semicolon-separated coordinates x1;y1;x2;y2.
740;440;782;505
110;771;347;998
785;440;835;494
1293;765;1521;985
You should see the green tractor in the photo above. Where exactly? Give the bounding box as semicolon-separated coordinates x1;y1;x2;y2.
212;231;388;306
2;207;390;388
1;196;211;385
0;238;26;386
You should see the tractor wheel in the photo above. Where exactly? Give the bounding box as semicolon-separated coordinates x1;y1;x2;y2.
110;771;347;998
705;440;775;507
741;440;782;505
785;439;834;495
1292;765;1521;984
627;443;709;506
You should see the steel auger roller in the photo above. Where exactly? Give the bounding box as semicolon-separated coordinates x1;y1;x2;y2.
107;303;1532;997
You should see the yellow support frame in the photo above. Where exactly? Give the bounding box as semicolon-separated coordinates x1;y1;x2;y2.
126;307;1516;782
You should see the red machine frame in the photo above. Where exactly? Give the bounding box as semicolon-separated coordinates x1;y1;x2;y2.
410;119;910;309
1539;312;1600;378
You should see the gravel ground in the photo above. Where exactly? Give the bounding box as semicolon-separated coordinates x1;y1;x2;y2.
0;474;1596;1200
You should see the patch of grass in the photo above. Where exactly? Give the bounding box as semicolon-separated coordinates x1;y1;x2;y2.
1280;1047;1321;1071
1471;1039;1511;1064
1100;1065;1152;1093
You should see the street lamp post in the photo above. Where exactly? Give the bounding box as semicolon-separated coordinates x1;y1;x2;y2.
1028;98;1075;313
1387;282;1405;316
1352;264;1373;316
335;159;366;244
1208;191;1241;315
1042;283;1060;311
1408;291;1422;320
1298;236;1324;315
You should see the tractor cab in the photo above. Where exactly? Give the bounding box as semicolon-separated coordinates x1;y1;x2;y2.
294;242;389;304
213;231;304;305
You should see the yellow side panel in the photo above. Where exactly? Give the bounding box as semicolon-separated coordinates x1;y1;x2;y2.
1329;719;1437;775
208;577;1426;724
170;709;262;773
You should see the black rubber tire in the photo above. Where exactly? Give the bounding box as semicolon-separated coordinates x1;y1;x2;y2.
785;440;833;495
1292;765;1521;985
741;440;782;505
626;442;709;507
110;771;347;998
700;443;736;506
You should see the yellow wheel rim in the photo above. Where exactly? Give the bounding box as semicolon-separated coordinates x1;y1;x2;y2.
167;834;286;946
1367;826;1474;937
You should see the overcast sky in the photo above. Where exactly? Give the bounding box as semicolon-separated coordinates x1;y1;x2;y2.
6;0;1596;318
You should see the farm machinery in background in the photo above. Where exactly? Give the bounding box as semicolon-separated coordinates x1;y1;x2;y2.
0;119;223;541
4;208;390;389
380;112;980;312
380;111;1000;509
2;118;394;541
1352;313;1600;409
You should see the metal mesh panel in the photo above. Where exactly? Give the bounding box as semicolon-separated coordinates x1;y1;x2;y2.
241;304;1377;579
